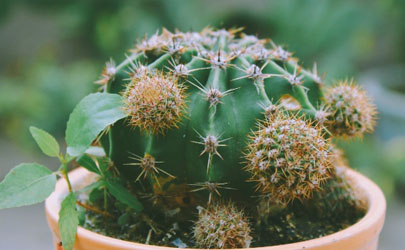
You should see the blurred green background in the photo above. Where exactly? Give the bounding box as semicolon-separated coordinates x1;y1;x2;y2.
0;0;404;249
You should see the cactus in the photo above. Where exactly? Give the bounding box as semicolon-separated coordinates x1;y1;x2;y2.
0;27;376;250
85;27;377;247
244;111;332;204
324;80;377;138
193;203;252;249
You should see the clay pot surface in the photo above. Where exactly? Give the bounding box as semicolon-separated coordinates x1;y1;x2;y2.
45;167;386;250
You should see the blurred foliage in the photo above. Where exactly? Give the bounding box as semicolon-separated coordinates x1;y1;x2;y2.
337;137;391;196
337;135;405;201
382;138;405;200
0;0;405;196
0;57;97;144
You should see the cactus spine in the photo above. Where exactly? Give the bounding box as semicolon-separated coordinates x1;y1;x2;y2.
94;28;375;248
193;203;252;249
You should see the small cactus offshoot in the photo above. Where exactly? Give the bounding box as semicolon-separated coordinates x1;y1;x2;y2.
245;111;332;204
193;203;252;249
325;80;377;138
123;69;187;134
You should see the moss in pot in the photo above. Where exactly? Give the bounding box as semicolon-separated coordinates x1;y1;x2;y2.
0;28;383;250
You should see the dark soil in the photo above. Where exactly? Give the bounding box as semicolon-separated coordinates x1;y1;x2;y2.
80;179;365;248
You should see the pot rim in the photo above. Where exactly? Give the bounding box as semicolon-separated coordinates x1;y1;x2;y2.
45;167;386;250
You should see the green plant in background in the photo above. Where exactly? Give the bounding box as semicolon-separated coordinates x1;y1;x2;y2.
0;0;387;148
0;59;97;146
383;138;405;200
0;28;377;249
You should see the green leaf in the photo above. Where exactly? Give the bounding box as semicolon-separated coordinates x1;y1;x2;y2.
65;93;127;157
29;126;60;157
77;205;86;226
84;146;106;157
58;192;78;250
76;154;100;174
89;187;104;203
118;213;130;226
105;180;143;212
80;179;103;194
0;163;56;209
97;158;112;177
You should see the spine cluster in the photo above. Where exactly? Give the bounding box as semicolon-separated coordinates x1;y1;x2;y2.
193;203;252;249
245;110;332;204
324;80;376;138
123;69;186;134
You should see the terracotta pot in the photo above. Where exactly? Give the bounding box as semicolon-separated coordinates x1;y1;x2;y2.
45;167;386;250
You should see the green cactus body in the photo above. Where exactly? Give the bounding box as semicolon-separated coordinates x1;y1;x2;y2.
99;28;331;204
88;28;375;248
0;25;379;250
